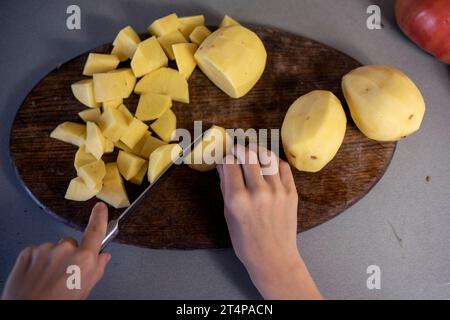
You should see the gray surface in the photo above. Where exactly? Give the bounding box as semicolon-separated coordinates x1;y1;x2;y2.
0;0;449;300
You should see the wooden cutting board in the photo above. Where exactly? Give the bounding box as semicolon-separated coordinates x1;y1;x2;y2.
10;27;396;249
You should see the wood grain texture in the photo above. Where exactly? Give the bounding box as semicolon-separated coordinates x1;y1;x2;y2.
10;27;396;249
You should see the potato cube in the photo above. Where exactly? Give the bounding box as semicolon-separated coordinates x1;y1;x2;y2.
117;150;147;180
116;104;134;124
93;68;136;102
148;144;182;183
157;30;187;60
111;45;128;62
97;107;128;142
134;67;189;103
120;118;148;149
129;161;148;185
78;108;101;123
178;15;205;38
148;13;180;37
105;139;114;153
112;26;141;59
102;98;123;109
50;122;86;147
71;79;100;108
96;163;130;208
139;135;167;158
135;93;172;121
78;159;106;190
173;43;198;79
114;140;133;153
219;15;239;28
131;131;152;155
150;109;176;143
131;36;168;78
65;176;101;201
85;121;105;159
74;146;97;172
189;26;212;45
82;53;120;76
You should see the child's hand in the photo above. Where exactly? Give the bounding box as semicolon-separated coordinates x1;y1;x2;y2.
217;144;322;300
2;202;111;300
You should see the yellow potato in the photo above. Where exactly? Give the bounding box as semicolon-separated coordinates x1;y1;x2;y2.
96;163;130;208
112;26;141;59
281;90;347;173
71;79;100;108
187;125;232;172
102;98;123;109
157;30;188;60
219;15;239;28
117;150;146;180
189;25;211;45
342;65;426;141
148;13;180;37
65;177;101;201
134;67;189;103
194;25;266;98
135;93;172;121
150;109;176;142
139;135;167;158
74;146;97;172
114;140;133;153
111;45;128;62
131;36;168;78
50;122;86;147
93;68;136;102
173;43;198;79
78;108;101;123
104;139;114;153
97;106;128;142
82;53;119;76
148;144;182;183
129;161;148;185
116;104;134;124
178;15;205;38
85;121;105;160
78;159;106;190
120;118;148;149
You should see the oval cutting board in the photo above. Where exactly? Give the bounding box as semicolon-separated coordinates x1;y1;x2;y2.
10;27;396;249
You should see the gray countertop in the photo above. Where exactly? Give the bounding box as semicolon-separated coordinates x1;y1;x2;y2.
1;0;449;299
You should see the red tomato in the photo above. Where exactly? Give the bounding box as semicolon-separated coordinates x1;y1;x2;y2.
395;0;450;64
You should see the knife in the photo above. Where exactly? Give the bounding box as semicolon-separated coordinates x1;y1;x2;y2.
99;133;204;252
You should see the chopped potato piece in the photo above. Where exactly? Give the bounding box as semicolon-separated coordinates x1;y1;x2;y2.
85;122;105;160
112;26;141;59
173;43;198;79
93;68;136;102
111;45;127;62
116;104;134;124
178;15;205;38
157;30;187;60
105;139;114;153
97;106;128;142
78;108;101;123
78;159;106;190
117;150;147;180
74;146;97;172
50;122;86;147
148;13;180;37
71;79;100;108
129;161;148;185
189;25;212;45
139;135;167;158
114;140;133;153
131;131;152;155
131;36;168;78
102;98;123;109
194;25;266;98
65;177;101;201
82;53;119;76
150;109;176;142
135;93;172;121
134;67;189;103
148;144;182;183
219;15;239;28
120;118;149;149
96;163;130;208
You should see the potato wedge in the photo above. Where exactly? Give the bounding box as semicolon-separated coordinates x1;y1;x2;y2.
157;30;188;60
78;159;106;190
85;121;105;160
97;106;128;142
120;118;149;149
131;36;168;78
135;93;172;121
96;163;130;208
148;13;180;37
148;144;182;183
173;43;198;79
139;135;167;158
189;25;211;45
83;53;119;76
93;68;136;102
112;26;141;59
65;177;101;201
178;15;205;38
71;79;100;108
150;109;176;142
74;146;97;172
50;122;86;147
78;108;101;123
117;150;147;180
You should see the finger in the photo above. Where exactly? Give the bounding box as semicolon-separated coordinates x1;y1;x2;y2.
58;237;78;248
279;160;297;192
233;144;264;189
80;202;108;253
221;154;246;195
259;147;281;186
94;252;111;281
12;246;34;275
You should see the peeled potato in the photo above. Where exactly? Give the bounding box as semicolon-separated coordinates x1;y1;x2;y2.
65;177;101;201
147;13;180;37
78;159;106;190
281;90;347;173
219;15;239;28
178;15;205;38
74;146;97;172
50;122;86;147
96;163;130;208
148;144;182;183
342;65;425;141
150;109;177;143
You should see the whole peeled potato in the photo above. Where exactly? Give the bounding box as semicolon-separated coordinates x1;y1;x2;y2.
342;65;425;141
281;90;347;173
